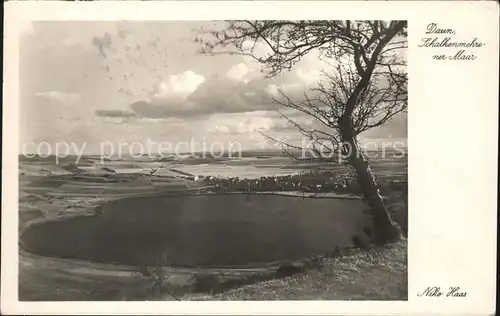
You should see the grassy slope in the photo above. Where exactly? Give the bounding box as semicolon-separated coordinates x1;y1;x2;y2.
184;240;407;301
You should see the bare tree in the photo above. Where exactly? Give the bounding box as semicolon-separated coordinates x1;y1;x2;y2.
198;20;407;244
137;251;180;300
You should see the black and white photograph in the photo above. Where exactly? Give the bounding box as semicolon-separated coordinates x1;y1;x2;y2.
2;1;498;314
16;19;408;301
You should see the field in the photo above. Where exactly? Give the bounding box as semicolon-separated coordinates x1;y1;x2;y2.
18;152;407;301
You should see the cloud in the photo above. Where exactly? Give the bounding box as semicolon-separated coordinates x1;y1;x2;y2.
207;125;232;134
270;117;315;132
155;70;205;97
35;91;81;104
95;109;138;118
92;43;335;121
241;40;273;60
88;31;336;122
100;71;293;119
129;99;197;118
186;74;279;114
266;83;301;96
206;112;276;135
361;112;408;139
296;68;323;86
294;49;329;86
226;62;262;83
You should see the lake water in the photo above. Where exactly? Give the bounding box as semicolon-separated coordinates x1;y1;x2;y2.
20;194;367;268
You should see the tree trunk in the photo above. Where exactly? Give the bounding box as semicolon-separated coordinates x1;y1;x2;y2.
340;121;402;244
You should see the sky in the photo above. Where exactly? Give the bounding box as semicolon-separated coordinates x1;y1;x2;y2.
19;21;407;155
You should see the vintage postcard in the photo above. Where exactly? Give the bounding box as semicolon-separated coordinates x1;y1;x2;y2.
2;1;498;315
